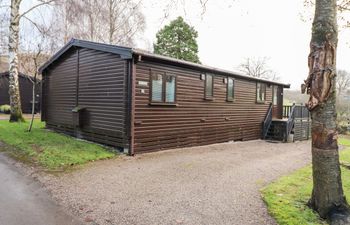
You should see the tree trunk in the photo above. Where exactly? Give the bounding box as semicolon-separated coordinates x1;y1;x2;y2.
302;0;350;223
28;79;36;132
8;0;24;122
108;0;114;44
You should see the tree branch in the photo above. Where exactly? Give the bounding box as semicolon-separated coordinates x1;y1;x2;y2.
19;0;55;19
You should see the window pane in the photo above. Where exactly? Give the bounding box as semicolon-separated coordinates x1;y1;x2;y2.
206;74;213;98
227;78;234;99
256;83;261;101
166;75;176;103
273;86;278;105
151;74;163;102
261;84;266;101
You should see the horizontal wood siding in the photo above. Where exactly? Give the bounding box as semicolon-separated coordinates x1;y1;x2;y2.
77;48;127;148
44;49;77;127
0;74;40;113
0;76;9;106
42;48;128;149
134;61;275;153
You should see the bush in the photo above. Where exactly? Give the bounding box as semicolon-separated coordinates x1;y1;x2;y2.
0;105;11;114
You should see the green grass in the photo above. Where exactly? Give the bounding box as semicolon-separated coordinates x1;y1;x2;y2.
0;120;116;171
261;137;350;225
340;136;350;146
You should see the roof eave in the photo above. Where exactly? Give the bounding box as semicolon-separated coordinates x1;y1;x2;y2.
39;39;133;74
132;50;291;88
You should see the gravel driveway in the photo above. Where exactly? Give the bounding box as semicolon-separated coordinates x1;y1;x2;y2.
40;140;311;225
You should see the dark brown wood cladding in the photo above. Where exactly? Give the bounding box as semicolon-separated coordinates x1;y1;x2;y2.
40;39;290;154
42;47;128;149
133;60;276;153
0;72;40;113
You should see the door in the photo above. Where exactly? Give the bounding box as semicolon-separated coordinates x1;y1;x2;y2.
272;85;283;119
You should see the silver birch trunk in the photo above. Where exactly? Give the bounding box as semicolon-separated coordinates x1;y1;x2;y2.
8;0;24;122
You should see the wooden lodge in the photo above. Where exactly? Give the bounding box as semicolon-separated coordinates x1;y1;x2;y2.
39;39;309;155
0;71;40;114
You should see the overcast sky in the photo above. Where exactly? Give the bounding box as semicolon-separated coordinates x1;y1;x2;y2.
137;0;350;90
18;0;350;90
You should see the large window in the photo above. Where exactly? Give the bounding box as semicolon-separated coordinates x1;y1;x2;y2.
227;77;235;101
150;71;176;104
205;74;214;99
272;85;278;105
256;82;266;103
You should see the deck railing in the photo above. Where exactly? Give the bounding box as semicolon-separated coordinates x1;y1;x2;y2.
285;104;296;141
283;104;310;119
283;104;311;141
262;103;273;139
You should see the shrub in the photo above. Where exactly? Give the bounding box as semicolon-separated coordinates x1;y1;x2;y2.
0;105;11;114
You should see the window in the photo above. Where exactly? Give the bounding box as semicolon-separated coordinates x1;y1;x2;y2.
227;77;235;101
205;74;214;99
272;85;278;105
150;71;176;104
256;82;266;103
166;75;176;102
151;73;163;102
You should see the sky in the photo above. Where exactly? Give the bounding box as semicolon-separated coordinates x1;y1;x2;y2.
136;0;350;90
7;0;350;90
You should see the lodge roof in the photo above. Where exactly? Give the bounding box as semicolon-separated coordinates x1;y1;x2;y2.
39;38;290;88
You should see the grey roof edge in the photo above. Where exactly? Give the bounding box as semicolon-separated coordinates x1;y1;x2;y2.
132;49;291;88
39;38;290;88
38;38;133;73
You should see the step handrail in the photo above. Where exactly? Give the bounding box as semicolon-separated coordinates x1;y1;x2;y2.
285;104;296;141
262;103;273;139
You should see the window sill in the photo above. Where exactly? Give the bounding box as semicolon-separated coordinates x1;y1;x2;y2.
226;99;235;102
149;102;178;107
204;98;214;101
256;101;266;104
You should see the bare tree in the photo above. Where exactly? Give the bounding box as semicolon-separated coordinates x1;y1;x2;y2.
53;0;145;46
302;0;350;223
6;0;54;122
104;0;145;46
238;57;279;81
0;3;9;55
303;0;350;28
336;70;350;97
26;47;42;132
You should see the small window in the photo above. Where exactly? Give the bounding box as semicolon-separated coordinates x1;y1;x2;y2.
151;73;163;102
272;85;278;105
227;78;235;101
205;74;214;99
256;82;266;103
165;75;176;103
150;71;176;104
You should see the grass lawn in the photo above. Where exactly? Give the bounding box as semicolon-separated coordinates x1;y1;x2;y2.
0;119;116;171
261;136;350;225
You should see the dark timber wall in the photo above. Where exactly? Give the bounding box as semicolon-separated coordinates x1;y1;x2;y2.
133;59;276;153
0;72;40;113
42;47;128;149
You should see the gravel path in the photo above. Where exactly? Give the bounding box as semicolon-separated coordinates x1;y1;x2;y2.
39;140;311;225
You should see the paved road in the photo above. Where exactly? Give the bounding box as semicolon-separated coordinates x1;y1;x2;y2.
0;153;82;225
